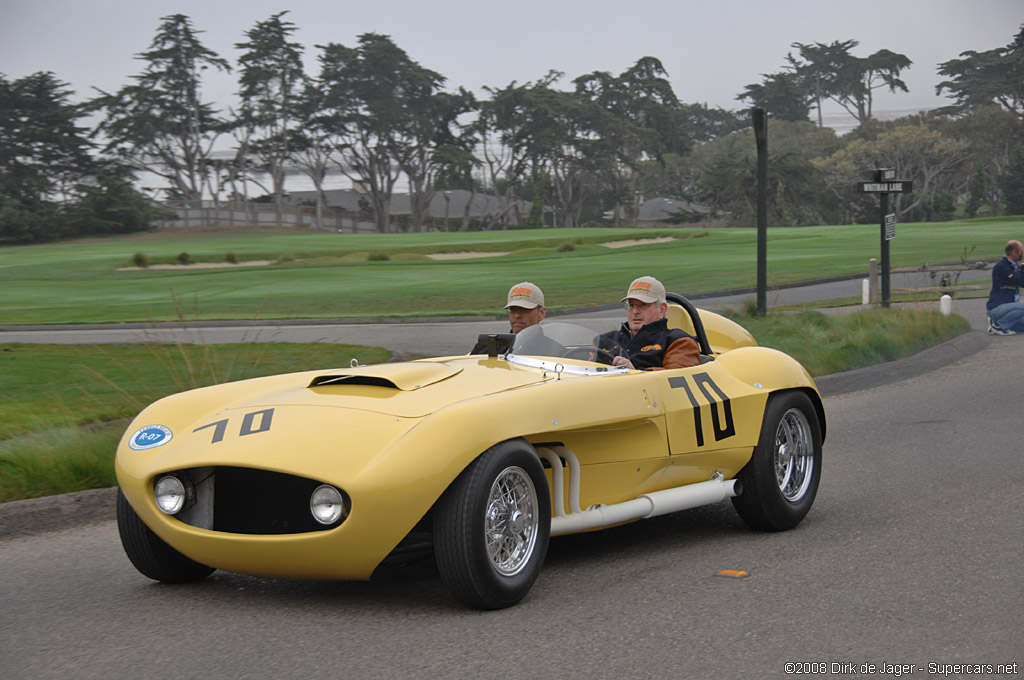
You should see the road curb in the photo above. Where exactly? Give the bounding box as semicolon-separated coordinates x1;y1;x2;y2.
815;330;993;396
0;486;117;540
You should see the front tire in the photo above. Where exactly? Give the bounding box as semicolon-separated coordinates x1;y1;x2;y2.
433;439;551;609
731;391;822;531
116;488;215;583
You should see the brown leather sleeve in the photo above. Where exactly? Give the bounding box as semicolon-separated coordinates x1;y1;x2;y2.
649;336;701;370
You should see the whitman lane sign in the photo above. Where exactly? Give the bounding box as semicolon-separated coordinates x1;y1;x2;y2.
856;169;913;307
857;180;913;193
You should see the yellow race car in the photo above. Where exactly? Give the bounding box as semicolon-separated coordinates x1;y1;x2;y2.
115;294;825;609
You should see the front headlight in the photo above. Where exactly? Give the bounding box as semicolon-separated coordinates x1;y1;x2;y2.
154;475;191;515
310;484;346;525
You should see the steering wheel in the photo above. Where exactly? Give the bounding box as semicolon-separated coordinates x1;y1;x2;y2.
561;345;619;365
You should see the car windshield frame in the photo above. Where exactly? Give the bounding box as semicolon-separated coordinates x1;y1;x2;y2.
504;353;630;376
503;322;631;377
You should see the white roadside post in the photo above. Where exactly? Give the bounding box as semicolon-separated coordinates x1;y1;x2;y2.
940;294;952;316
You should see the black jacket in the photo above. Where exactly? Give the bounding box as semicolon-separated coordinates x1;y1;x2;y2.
599;318;698;370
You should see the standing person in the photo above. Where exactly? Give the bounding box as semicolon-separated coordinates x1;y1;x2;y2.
601;276;700;370
986;239;1024;335
470;282;547;353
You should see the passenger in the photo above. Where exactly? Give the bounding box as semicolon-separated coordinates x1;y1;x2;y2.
470;282;547;353
503;281;547;334
986;239;1024;335
600;276;700;370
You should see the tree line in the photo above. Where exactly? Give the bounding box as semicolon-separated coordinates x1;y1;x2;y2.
2;12;1022;243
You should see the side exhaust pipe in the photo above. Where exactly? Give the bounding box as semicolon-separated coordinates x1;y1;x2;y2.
549;476;738;535
538;445;739;536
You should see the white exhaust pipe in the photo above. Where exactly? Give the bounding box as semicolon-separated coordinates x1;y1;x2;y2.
550;476;739;535
537;445;740;536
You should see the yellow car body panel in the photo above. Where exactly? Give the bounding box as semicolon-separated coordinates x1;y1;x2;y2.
116;307;824;582
669;304;758;354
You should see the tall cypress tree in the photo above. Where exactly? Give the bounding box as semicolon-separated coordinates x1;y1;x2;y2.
235;11;305;221
0;71;154;243
93;14;230;201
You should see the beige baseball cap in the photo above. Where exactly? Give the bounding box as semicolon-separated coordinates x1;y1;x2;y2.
621;276;666;304
505;281;545;309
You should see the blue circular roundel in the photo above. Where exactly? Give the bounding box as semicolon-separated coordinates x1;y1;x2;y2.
128;424;173;451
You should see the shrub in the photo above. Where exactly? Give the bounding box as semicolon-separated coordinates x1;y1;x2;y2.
132;252;149;268
557;241;576;252
368;252;390;261
225;252;238;264
176;252;191;265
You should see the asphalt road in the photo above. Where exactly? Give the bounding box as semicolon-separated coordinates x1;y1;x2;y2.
2;271;1019;678
2;332;1021;678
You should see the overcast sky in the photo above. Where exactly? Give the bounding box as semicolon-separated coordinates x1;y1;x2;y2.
3;0;1021;126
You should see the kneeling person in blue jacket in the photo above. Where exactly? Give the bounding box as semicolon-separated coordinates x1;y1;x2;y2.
987;239;1024;335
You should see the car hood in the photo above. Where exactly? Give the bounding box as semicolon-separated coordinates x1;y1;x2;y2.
233;357;550;418
117;356;557;492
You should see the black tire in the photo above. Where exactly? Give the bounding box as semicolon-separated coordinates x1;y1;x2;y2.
116;488;215;583
433;439;551;609
731;391;822;531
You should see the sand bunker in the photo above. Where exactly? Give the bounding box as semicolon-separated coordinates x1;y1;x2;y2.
117;240;674;269
426;251;510;260
600;237;676;249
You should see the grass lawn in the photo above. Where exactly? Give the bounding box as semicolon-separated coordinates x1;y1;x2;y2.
1;217;1020;325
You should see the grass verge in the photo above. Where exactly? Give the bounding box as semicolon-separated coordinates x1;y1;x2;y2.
727;306;971;376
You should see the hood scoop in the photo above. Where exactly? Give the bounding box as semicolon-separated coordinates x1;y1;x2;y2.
308;362;462;392
311;375;400;389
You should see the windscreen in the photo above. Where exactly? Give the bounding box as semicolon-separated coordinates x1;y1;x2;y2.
510;322;626;364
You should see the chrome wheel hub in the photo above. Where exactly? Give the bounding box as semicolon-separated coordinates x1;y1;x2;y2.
485;466;539;576
773;408;814;502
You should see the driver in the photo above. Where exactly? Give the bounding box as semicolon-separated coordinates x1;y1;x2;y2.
470;282;547;353
600;276;700;370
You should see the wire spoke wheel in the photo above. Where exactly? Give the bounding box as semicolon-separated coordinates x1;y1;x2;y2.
434;439;550;609
773;408;815;503
732;392;823;532
484;466;539;576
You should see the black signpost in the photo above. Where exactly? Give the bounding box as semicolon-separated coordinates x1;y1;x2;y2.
753;108;767;316
857;168;912;307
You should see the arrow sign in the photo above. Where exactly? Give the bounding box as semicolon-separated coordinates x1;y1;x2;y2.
857;181;913;193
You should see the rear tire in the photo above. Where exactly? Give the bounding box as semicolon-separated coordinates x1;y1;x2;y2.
116;488;215;583
433;439;550;609
731;391;822;531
